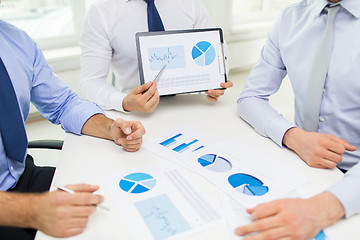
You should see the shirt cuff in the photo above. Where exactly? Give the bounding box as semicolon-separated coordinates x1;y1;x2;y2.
326;169;360;218
265;117;296;148
108;92;128;113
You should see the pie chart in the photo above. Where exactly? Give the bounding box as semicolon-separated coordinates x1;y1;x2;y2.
198;154;232;172
192;41;216;66
228;173;269;196
119;173;156;194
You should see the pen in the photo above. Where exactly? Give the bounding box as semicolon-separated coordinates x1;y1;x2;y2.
54;184;110;211
154;64;167;83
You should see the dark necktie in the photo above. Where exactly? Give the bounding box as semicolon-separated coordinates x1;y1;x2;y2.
0;57;27;163
144;0;165;32
303;5;341;132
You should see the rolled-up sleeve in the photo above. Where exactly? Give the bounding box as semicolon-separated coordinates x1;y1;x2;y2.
30;43;104;135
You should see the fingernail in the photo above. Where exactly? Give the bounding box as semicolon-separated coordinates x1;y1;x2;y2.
125;128;132;134
118;139;123;145
234;228;243;236
126;136;133;141
147;81;152;86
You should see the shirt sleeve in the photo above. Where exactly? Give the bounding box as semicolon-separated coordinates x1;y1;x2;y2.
327;162;360;218
79;4;127;112
237;14;295;147
30;42;104;135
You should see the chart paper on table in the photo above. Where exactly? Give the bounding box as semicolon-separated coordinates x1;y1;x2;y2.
136;28;227;96
103;161;223;240
144;126;309;208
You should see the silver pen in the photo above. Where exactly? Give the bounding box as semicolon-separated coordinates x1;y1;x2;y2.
154;64;167;83
54;184;110;211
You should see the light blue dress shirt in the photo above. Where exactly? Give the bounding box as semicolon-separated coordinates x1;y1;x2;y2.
0;20;104;191
238;0;360;218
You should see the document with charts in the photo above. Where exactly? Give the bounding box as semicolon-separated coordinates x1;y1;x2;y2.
136;28;227;96
103;161;223;240
143;126;309;208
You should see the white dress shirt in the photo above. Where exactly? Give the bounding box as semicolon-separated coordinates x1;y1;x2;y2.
80;0;213;112
238;0;360;218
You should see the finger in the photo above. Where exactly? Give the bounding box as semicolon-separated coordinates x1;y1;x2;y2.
242;226;288;240
122;141;142;152
208;89;225;98
123;138;143;146
125;122;146;141
142;81;157;101
322;150;342;164
328;135;357;151
143;90;160;112
317;158;337;169
206;94;218;102
66;184;100;193
249;203;279;220
236;215;282;236
132;82;152;95
113;118;132;135
69;192;104;206
221;80;233;88
69;206;97;217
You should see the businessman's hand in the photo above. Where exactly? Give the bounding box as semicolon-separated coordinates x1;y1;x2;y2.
283;127;356;169
205;80;233;102
123;81;160;113
32;184;103;238
234;192;344;240
110;118;145;152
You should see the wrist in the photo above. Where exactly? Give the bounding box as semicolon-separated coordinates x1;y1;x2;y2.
122;97;131;112
309;192;345;228
282;127;302;150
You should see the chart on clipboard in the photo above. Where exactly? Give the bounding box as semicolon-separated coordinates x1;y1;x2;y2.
136;28;227;96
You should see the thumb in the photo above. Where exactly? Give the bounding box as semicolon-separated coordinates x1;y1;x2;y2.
113;118;132;135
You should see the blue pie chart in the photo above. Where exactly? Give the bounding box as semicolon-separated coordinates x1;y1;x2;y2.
192;41;216;66
119;173;156;194
228;173;269;196
198;154;232;172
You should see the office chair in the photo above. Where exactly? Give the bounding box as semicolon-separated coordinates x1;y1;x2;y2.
28;140;63;150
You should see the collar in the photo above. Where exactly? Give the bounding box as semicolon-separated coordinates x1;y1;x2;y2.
311;0;360;19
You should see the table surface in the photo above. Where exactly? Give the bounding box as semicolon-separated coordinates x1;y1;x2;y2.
35;72;360;240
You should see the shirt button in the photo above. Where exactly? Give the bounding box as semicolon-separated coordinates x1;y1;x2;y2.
323;89;326;93
10;166;14;171
319;117;325;122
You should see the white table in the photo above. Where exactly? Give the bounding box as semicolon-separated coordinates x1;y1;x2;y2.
36;72;360;239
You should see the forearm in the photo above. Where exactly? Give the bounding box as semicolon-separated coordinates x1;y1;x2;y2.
81;114;114;140
0;192;37;228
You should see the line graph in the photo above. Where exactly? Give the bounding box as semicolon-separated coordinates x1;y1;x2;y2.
148;46;186;71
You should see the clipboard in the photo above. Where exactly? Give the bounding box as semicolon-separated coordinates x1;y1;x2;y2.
136;28;227;96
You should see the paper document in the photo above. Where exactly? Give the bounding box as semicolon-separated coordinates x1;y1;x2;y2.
103;161;222;240
144;126;309;208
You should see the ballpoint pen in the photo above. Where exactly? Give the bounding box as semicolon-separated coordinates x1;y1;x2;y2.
54;184;110;211
154;64;167;83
